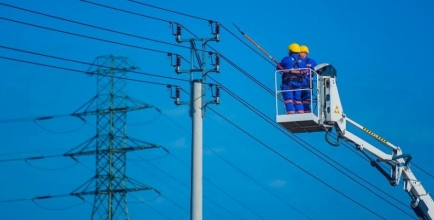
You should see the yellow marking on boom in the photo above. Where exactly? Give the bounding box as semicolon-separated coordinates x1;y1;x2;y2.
362;127;388;143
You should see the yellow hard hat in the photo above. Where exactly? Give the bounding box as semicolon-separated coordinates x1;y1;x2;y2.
300;45;309;54
287;43;301;53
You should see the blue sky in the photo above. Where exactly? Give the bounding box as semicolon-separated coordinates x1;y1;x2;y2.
1;0;434;219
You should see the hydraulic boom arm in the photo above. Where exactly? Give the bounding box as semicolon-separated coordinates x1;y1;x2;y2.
315;64;434;220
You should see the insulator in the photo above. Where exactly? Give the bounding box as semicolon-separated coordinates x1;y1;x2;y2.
215;22;220;41
215;53;220;72
215;85;220;104
175;55;181;73
215;22;220;35
175;86;181;105
215;85;220;97
176;24;182;42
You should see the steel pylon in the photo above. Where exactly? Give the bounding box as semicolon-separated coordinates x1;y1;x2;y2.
65;55;160;220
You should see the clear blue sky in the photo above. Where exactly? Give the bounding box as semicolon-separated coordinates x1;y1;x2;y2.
1;0;434;219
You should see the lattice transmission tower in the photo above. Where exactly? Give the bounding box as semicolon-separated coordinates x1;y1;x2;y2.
64;55;160;220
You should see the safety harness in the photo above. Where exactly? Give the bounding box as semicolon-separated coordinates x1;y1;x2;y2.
282;54;302;84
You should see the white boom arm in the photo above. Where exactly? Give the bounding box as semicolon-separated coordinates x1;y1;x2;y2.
315;64;434;220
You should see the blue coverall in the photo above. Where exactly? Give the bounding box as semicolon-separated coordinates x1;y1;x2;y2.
301;57;317;113
278;53;304;114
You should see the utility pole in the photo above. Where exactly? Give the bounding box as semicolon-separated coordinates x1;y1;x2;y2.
64;55;160;220
169;22;221;220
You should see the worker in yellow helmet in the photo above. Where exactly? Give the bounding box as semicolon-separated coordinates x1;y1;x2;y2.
278;43;304;114
299;45;317;113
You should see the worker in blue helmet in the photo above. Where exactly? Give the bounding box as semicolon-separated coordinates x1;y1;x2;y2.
299;45;317;113
278;43;304;114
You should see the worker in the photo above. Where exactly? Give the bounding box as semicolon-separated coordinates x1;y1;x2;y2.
299;45;317;113
278;43;304;114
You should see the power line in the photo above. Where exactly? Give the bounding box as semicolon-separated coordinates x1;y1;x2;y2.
167;152;267;220
208;79;415;218
207;107;386;220
132;0;424;215
0;2;191;50
115;3;413;212
133;153;246;220
0;55;176;85
0;16;175;55
126;0;275;66
127;0;210;22
160;114;313;219
69;1;279;100
129;194;172;220
2;2;430;218
0;193;79;204
131;162;229;220
80;0;174;24
176;87;386;219
0;45;190;83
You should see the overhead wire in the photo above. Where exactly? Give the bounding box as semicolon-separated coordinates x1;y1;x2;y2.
207;79;414;217
0;17;174;55
207;106;387;220
129;194;172;220
179;80;409;219
0;55;175;86
94;2;405;217
32;118;87;133
0;45;207;84
0;193;81;204
31;198;86;211
125;0;275;66
131;163;229;220
133;153;246;220
1;1;430;218
123;3;432;214
80;0;173;24
0;2;190;50
160;113;313;219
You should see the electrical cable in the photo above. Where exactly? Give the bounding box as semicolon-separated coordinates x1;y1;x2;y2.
129;194;172;220
80;0;173;24
169;152;266;220
207;106;388;219
133;153;245;220
411;163;434;179
177;85;400;219
131;162;230;219
0;55;178;86
160;113;313;219
127;110;161;126
0;2;190;50
121;1;275;66
0;45;207;84
31;197;86;210
127;0;209;21
0;154;63;163
30;0;410;214
0;16;172;55
25;158;78;171
127;150;169;162
207;81;414;218
2;2;430;217
128;190;162;204
0;193;78;204
32;117;87;134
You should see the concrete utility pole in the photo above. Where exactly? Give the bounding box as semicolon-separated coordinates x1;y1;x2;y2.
170;23;221;220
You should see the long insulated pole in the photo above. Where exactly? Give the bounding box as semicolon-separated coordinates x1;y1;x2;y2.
233;23;283;70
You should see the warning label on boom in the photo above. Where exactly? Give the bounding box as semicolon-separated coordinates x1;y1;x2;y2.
334;106;340;114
